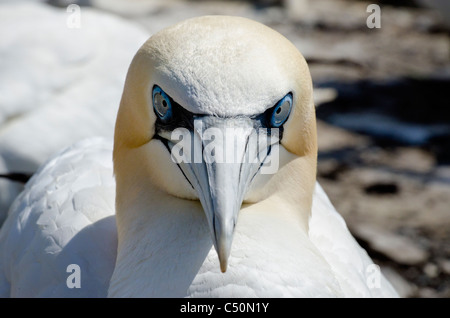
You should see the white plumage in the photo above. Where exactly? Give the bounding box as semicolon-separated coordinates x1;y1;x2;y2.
0;2;148;223
0;138;116;297
0;15;398;298
0;138;396;297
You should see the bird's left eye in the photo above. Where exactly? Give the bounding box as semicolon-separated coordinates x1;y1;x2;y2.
152;86;172;122
270;93;292;128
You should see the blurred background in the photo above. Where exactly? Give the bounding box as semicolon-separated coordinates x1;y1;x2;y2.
0;0;449;297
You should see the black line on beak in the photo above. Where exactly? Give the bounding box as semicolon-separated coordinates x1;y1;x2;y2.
154;135;195;191
249;144;272;185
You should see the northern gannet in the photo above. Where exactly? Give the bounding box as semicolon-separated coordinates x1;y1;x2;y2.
0;16;398;297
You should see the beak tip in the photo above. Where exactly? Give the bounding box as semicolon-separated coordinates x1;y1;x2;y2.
214;221;234;274
216;242;231;273
220;261;228;273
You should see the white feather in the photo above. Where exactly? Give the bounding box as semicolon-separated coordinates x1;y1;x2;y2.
309;183;398;297
0;139;397;297
0;138;116;297
0;2;148;224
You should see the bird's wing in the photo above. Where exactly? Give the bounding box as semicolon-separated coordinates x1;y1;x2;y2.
0;138;117;297
309;182;399;297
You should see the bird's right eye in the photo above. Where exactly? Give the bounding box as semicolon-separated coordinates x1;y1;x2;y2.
152;86;172;122
270;93;292;128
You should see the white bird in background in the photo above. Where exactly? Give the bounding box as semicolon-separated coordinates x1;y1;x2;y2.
0;2;148;224
0;16;398;297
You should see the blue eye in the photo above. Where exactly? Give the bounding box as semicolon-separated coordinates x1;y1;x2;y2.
270;93;292;128
152;86;172;122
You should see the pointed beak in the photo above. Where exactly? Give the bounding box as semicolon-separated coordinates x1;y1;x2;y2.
169;116;277;272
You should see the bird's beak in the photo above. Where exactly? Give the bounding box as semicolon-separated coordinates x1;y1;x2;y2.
168;116;278;272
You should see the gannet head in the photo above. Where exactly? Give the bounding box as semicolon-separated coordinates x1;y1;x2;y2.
113;16;316;273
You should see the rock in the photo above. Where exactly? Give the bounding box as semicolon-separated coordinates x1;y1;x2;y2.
381;266;418;298
437;259;450;275
317;120;369;152
350;223;429;265
284;0;367;29
313;87;337;107
364;182;399;195
90;0;180;18
423;263;440;278
315;79;450;148
431;166;450;183
415;0;450;29
284;0;311;22
360;147;435;174
418;287;441;298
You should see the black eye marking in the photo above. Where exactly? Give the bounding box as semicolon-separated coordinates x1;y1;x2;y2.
250;92;293;140
152;85;203;135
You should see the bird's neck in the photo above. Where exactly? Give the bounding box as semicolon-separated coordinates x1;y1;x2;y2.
252;151;317;232
109;154;316;297
109;186;212;297
109;192;314;297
